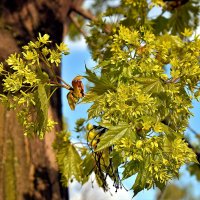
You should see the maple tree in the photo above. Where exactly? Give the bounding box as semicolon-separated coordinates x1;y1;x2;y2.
0;0;200;198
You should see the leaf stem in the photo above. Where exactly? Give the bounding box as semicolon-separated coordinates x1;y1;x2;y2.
50;81;72;90
56;76;73;90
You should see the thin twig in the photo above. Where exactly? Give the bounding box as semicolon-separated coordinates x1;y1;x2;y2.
56;76;73;90
70;3;96;21
69;12;87;38
188;125;199;135
50;81;71;90
69;3;112;34
166;77;180;83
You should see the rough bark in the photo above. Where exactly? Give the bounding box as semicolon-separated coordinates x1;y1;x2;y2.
0;0;84;199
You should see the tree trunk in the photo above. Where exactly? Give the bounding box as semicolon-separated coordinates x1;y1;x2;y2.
0;0;83;199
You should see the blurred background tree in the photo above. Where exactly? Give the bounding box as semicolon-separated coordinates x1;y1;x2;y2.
156;183;199;200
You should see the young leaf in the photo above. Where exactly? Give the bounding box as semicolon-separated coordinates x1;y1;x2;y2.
133;77;165;94
34;83;48;138
81;91;100;103
132;172;144;197
85;67;116;95
56;142;83;185
143;79;165;94
122;160;139;180
133;77;159;84
81;153;95;183
159;122;182;138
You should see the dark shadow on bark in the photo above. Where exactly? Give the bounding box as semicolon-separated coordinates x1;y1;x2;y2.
23;166;68;200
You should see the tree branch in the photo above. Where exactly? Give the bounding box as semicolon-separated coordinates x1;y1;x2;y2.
70;3;96;21
69;3;112;34
69;12;87;38
188;125;199;135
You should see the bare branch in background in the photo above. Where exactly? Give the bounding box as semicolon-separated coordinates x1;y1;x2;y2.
188;125;199;135
185;125;200;162
69;12;87;37
70;3;96;21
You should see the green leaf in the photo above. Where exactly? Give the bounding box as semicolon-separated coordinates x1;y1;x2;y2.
188;163;200;181
95;173;104;188
159;122;182;138
56;142;83;186
37;70;49;84
85;66;100;84
75;118;86;132
81;154;95;183
95;122;131;151
133;77;165;94
155;180;166;191
85;67;116;95
96;60;110;69
152;0;199;35
152;16;169;34
122;160;139;180
143;79;165;94
133;77;158;84
81;91;100;103
111;151;123;170
132;172;146;197
87;99;104;119
34;83;49;138
168;0;199;35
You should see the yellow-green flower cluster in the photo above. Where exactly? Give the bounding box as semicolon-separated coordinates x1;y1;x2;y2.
115;136;197;187
0;34;69;138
